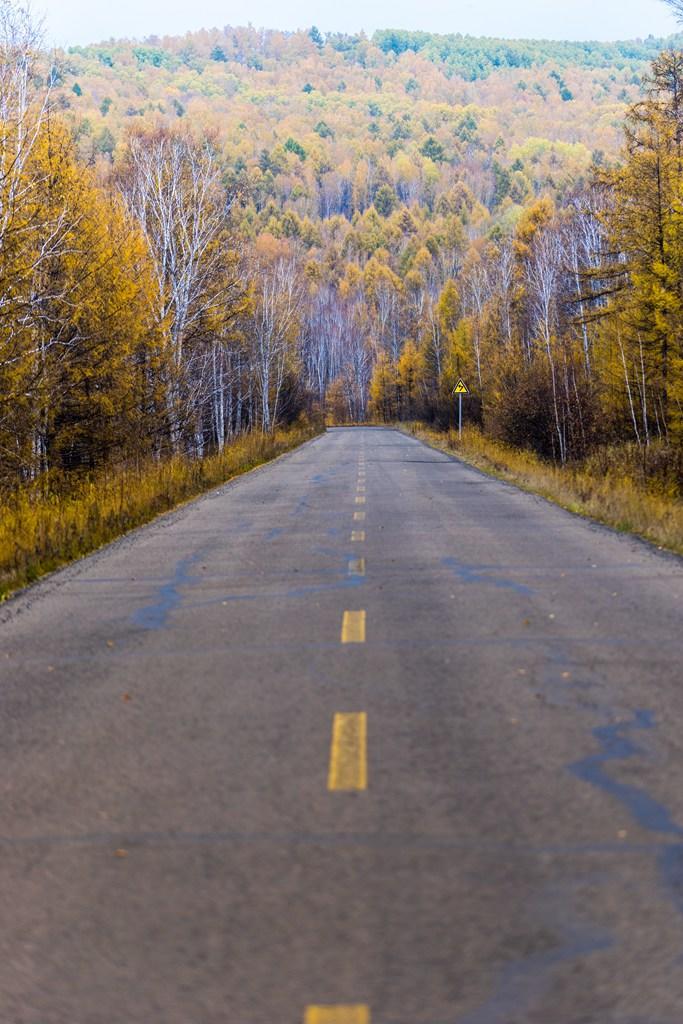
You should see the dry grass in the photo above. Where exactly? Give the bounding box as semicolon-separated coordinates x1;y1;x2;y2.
406;424;683;556
0;424;320;600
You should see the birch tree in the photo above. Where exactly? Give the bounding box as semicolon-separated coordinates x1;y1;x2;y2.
119;128;246;451
247;247;304;431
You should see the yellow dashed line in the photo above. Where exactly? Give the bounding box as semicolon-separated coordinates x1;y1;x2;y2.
355;496;366;505
351;530;365;542
327;713;367;791
348;558;365;577
353;511;365;521
305;1008;370;1024
341;609;366;643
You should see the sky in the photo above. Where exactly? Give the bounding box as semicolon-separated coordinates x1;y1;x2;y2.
39;0;681;49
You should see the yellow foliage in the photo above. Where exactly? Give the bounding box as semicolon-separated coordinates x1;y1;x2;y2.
369;352;399;421
409;425;683;556
0;424;320;600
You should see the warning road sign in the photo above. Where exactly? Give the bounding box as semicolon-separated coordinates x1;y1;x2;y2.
453;379;469;395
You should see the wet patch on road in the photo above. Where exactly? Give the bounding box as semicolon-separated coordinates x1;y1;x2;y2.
442;557;534;596
568;709;683;965
463;662;683;1019
569;711;683;839
131;553;203;630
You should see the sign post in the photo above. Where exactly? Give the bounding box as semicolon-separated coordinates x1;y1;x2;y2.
453;378;469;439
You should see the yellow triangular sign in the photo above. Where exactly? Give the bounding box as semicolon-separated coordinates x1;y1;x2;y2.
453;378;469;395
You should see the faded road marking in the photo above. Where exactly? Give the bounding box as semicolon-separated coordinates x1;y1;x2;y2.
305;1008;369;1024
355;495;366;505
351;530;365;542
348;558;366;577
353;511;365;522
327;714;367;791
341;610;366;643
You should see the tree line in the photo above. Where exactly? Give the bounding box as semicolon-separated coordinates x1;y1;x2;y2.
0;2;311;492
1;0;682;499
359;52;683;464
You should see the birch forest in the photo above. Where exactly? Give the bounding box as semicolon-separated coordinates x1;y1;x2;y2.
2;0;683;499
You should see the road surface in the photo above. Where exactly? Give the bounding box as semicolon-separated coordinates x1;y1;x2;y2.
1;426;683;1024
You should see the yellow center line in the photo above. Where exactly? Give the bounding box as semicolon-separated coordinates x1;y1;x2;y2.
305;1007;370;1024
355;495;366;505
353;511;365;521
327;713;367;791
351;530;365;542
348;558;365;577
341;609;366;643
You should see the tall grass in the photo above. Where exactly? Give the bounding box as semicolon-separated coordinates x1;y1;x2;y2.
0;424;320;600
407;424;683;556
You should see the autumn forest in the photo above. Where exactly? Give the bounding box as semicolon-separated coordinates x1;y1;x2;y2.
1;0;683;585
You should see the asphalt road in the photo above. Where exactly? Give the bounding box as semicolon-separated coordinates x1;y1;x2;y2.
1;426;683;1024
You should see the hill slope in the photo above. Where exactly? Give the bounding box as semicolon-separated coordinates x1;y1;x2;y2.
56;27;683;217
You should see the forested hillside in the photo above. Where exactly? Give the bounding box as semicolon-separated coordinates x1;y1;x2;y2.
2;5;683;523
60;26;673;203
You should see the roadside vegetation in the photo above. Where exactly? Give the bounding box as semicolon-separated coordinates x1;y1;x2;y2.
408;425;683;554
0;422;320;600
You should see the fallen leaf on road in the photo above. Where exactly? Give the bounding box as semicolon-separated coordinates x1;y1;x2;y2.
114;849;128;858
